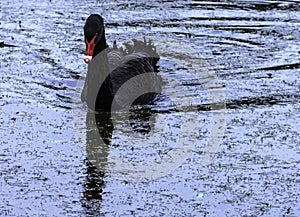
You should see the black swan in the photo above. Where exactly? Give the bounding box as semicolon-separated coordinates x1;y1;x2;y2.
81;14;161;111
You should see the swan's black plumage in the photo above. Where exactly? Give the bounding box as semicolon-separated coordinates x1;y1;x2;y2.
81;14;161;111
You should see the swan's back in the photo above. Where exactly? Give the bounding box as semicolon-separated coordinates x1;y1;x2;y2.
107;39;161;109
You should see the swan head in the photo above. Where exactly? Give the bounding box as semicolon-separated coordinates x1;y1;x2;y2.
83;14;105;63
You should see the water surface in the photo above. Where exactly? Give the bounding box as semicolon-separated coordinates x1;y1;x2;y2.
1;0;300;216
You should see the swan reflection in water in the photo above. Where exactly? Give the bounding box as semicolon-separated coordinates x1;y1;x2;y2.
80;108;155;213
80;111;111;213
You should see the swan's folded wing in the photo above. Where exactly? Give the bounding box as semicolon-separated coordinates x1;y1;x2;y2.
110;56;161;108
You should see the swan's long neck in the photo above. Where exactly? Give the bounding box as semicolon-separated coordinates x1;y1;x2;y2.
93;43;113;110
93;28;108;58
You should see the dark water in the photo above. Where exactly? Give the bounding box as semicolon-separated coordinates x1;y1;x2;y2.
1;0;300;216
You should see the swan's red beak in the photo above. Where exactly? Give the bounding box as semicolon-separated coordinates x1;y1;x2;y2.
84;35;96;63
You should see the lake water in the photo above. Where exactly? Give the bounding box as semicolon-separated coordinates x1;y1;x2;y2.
1;0;300;216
